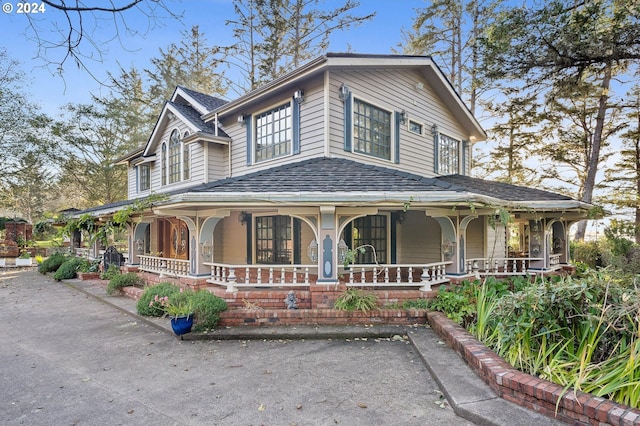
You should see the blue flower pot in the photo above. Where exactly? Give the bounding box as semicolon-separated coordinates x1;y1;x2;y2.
170;315;193;336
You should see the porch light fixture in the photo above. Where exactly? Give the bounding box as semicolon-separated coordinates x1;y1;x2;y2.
442;240;456;260
431;123;438;135
338;83;350;102
201;240;213;262
238;211;250;226
307;239;318;263
237;114;246;125
135;239;144;254
337;239;349;264
293;89;304;103
400;110;407;124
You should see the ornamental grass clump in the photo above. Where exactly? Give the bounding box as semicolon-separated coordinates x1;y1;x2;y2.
333;288;378;312
467;270;640;409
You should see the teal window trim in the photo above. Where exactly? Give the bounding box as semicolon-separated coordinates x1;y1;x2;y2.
394;111;401;164
343;92;352;152
292;97;301;155
245;114;252;166
432;125;439;174
462;140;468;175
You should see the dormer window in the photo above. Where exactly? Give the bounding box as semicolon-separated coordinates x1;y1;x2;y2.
255;102;292;162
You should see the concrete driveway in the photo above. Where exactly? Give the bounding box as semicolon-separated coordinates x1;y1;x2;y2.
0;268;473;425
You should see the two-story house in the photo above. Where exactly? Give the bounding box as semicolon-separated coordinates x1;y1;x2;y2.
78;53;595;306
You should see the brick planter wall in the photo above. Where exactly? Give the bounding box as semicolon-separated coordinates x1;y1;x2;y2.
219;308;427;327
427;311;640;425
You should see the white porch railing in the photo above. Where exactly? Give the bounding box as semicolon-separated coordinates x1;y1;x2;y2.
549;254;562;270
340;262;451;291
465;257;543;277
204;263;316;292
203;261;452;292
139;255;190;277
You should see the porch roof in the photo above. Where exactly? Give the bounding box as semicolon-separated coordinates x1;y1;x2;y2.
188;157;456;193
72;158;593;218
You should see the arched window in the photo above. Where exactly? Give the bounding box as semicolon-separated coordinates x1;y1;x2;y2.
161;142;167;186
169;129;181;184
183;131;190;180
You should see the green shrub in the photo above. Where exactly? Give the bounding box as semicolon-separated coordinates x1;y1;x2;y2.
333;288;378;312
136;282;181;317
38;252;68;274
53;257;85;281
401;298;429;309
100;264;120;280
106;273;145;295
428;281;476;326
190;290;227;331
78;259;101;273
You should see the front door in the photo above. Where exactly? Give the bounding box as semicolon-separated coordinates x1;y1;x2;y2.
158;218;189;260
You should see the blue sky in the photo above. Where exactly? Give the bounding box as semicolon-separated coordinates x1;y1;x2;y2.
1;0;426;114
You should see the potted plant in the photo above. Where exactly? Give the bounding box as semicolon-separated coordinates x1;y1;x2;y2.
151;290;194;337
16;250;32;267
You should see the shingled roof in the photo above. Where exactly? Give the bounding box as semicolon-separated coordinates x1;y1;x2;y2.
73;158;580;217
188;157;459;193
177;86;227;111
169;102;229;138
436;174;573;202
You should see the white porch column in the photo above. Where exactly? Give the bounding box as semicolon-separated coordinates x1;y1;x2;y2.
430;213;460;274
198;213;229;277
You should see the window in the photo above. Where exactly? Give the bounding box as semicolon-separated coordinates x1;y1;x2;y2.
438;134;460;175
161;143;167;186
350;215;387;264
255;103;292;162
139;164;150;191
169;129;181;183
353;99;391;160
255;216;292;264
409;120;422;135
183;131;190;180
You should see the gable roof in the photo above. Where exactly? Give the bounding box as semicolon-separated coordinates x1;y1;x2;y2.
173;85;228;113
169;102;228;138
142;87;230;157
203;53;486;142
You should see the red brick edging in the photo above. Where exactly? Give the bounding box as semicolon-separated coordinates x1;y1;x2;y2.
427;311;640;426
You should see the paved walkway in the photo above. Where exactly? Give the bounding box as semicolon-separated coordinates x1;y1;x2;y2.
1;268;562;425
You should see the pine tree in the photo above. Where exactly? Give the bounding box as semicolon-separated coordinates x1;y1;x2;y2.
604;85;640;243
481;0;640;239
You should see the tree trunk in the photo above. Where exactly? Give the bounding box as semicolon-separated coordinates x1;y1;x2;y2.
573;63;612;241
